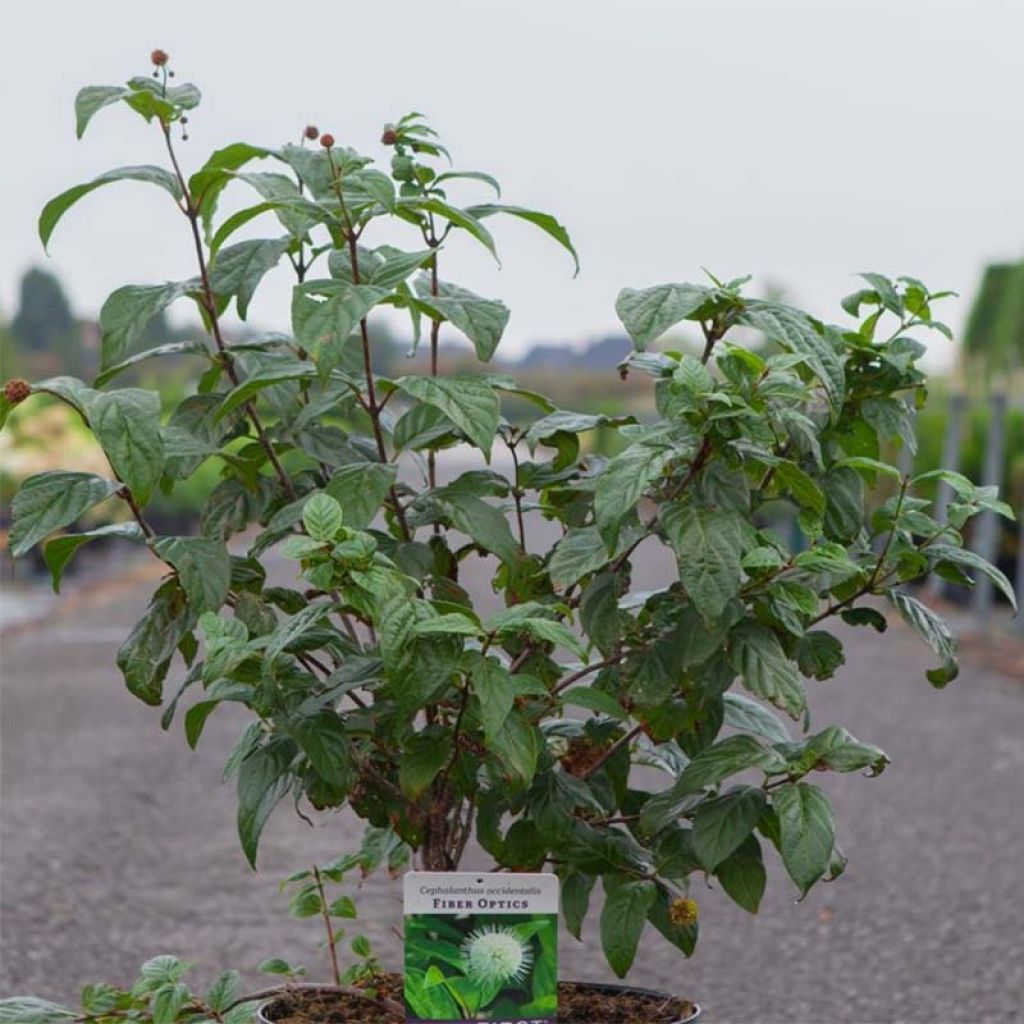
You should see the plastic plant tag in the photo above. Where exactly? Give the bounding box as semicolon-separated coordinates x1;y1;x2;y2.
403;871;559;1024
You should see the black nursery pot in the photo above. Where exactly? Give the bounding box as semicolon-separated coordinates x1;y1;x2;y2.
255;981;701;1024
571;982;702;1023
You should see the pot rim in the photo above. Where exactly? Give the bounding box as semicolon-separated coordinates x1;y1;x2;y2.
253;980;701;1024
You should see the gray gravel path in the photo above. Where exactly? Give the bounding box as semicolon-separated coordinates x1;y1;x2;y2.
2;555;1023;1023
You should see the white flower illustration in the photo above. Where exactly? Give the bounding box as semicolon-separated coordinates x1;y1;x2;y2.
461;924;533;987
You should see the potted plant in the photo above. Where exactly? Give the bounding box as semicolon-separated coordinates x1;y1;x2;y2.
1;52;1015;1024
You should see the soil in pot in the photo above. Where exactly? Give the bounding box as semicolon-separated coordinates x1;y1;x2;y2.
261;975;698;1023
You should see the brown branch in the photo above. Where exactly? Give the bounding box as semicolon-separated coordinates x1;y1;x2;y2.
325;147;411;540
313;866;342;987
161;125;296;501
551;653;626;696
579;724;645;779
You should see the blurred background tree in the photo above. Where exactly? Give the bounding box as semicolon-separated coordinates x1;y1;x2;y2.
9;268;82;378
962;260;1024;384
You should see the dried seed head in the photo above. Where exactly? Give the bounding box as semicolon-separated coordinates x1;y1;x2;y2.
3;378;31;404
381;126;398;146
304;125;320;141
668;897;699;927
319;133;335;149
151;49;169;67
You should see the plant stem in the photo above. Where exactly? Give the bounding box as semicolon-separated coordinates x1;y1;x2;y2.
427;243;441;490
326;148;412;540
550;653;626;696
312;865;342;987
579;724;645;779
160;125;296;501
507;436;527;550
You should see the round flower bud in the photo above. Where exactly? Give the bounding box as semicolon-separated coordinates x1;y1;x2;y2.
668;897;699;927
151;49;169;67
304;125;319;141
381;126;398;146
319;133;335;149
3;378;31;404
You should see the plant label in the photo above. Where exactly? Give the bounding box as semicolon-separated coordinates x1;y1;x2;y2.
403;871;559;1024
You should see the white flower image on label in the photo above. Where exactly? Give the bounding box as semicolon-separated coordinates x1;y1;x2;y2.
461;924;534;987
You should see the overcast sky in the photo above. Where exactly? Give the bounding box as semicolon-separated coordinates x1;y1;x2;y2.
2;0;1022;367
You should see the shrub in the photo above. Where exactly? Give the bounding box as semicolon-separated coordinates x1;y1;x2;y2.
2;54;1015;980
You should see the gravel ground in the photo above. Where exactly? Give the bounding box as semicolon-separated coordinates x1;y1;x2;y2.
2;547;1024;1023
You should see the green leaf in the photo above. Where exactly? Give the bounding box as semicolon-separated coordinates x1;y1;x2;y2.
836;455;903;481
329;895;358;918
929;544;1017;611
580;572;623;654
738;301;846;413
888;590;959;686
775;462;826;516
721;692;791;745
600;877;656;977
489;603;586;657
773;781;836;896
547;526;609;588
39;166;182;251
730;621;806;718
117;581;193;705
467;203;580;275
560;686;627;721
87;388;164;505
235;171;324;237
661;505;743;619
99;281;193;370
237;738;296;867
205;972;240;1014
291;279;387;375
43;522;144;592
692;786;766;871
397;375;499;456
594;443;670;549
489;710;541;785
302;492;344;541
795;630;846;680
525;410;635;450
440;493;520;564
152;536;231;614
715;834;766;913
139;955;190;984
213;361;320;421
798;725;889;776
640;735;781;835
331;245;436;289
414;612;481;637
291;710;352;790
266;600;334;663
94;340;210;388
470;661;542;741
415;279;510;362
210;238;290;319
793;543;861;579
417;198;498;260
0;1000;76;1024
74;84;129;138
10;472;120;557
399;732;450;798
326;462;397;530
189;142;271;237
615;283;713;350
561;872;595;940
151;984;189;1024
